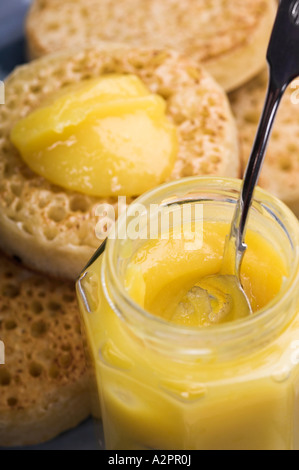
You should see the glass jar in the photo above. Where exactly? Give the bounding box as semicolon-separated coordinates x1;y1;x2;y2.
77;177;299;450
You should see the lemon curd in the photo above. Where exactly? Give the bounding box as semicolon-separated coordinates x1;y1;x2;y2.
125;222;279;327
10;75;178;197
77;178;299;450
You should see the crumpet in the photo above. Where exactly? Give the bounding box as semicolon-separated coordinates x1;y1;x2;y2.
26;0;277;92
230;70;299;218
0;253;90;447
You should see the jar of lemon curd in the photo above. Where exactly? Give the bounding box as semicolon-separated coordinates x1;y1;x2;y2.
77;177;299;451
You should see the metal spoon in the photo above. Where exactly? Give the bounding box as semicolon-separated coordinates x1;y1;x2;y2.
184;0;299;324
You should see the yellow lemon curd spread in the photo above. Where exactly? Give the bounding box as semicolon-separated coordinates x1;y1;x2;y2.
125;222;285;327
10;75;178;197
78;191;299;451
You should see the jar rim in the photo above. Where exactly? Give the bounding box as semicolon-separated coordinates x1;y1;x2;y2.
103;177;299;355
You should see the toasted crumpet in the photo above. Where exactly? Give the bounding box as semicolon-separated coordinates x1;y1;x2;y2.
0;253;90;447
230;69;299;218
26;0;277;92
0;46;239;280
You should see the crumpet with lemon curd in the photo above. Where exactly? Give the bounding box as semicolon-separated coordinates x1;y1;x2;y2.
0;46;239;280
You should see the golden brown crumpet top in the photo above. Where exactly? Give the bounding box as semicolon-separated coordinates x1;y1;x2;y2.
0;253;90;447
0;47;239;280
26;0;277;92
230;70;299;218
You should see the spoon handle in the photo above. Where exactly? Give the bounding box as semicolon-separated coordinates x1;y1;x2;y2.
230;74;285;273
231;0;299;275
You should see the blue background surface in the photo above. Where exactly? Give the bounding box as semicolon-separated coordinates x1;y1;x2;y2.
0;0;30;79
0;0;104;451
